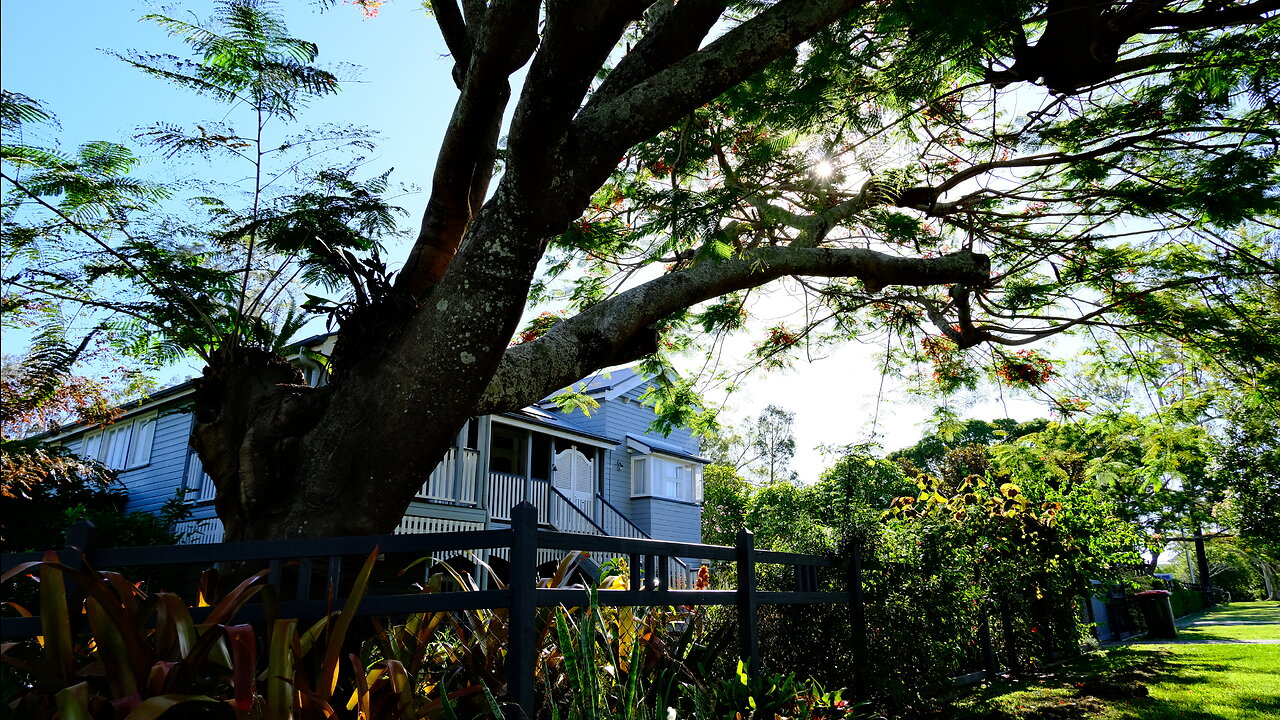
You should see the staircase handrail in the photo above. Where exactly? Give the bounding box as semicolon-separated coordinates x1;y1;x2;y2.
599;496;651;538
598;496;693;583
547;485;611;536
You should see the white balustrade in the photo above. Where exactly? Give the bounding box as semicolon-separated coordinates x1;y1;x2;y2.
417;448;481;503
173;517;225;544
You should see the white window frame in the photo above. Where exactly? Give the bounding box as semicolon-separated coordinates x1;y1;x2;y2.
81;413;156;471
631;454;703;503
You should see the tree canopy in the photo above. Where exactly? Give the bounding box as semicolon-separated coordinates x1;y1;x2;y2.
2;0;1277;540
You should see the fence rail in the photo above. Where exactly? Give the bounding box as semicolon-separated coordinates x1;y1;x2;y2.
1;502;855;720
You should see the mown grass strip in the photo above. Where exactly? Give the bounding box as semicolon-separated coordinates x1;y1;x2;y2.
935;601;1280;720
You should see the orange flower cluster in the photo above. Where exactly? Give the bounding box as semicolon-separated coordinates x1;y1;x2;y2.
995;350;1054;388
345;0;383;19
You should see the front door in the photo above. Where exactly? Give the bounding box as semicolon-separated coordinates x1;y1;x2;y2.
552;447;595;529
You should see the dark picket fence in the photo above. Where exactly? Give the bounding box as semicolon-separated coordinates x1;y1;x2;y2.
1;502;860;719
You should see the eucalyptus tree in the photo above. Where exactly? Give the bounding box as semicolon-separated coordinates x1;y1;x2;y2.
5;0;1279;541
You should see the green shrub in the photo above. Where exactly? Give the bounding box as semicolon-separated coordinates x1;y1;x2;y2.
1169;587;1206;618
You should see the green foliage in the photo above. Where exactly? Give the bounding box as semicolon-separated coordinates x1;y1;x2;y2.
887;417;1047;481
523;0;1279;415
1214;397;1280;561
991;413;1221;563
732;437;1145;706
116;0;339;118
699;464;751;547
3;1;405;373
0;451;190;552
2;553;300;719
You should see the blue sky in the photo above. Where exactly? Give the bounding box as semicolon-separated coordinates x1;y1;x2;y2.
1;1;1048;477
2;2;451;208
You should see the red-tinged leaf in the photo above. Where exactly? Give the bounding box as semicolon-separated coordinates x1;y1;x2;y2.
171;623;234;690
146;661;178;696
225;624;257;711
296;683;343;719
101;571;143;614
110;693;143;718
78;566;157;690
317;547;379;701
203;567;275;626
38;552;74;685
0;559;48;584
121;694;224;720
1;601;33;617
346;655;377;715
386;658;413;716
155;592;198;661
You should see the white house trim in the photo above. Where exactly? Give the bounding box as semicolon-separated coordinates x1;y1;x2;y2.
492;415;615;449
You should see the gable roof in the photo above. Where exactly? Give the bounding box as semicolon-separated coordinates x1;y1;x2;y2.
566;367;651;402
497;405;617;449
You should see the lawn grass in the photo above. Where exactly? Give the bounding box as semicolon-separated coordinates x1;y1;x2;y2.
927;601;1280;720
1173;623;1280;641
1126;643;1280;719
1178;601;1280;624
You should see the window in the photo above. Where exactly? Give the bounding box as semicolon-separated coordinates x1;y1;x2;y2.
631;455;703;503
81;414;156;471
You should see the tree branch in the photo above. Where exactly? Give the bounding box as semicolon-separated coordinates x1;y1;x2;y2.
476;244;989;412
430;0;472;87
396;0;541;297
582;0;727;113
570;0;864;185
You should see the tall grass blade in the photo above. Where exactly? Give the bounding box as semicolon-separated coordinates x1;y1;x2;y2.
37;551;74;685
317;547;379;700
266;618;297;720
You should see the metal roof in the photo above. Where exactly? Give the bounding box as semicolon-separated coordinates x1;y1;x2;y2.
625;434;709;464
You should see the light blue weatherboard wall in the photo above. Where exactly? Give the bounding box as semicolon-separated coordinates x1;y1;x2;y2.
547;373;702;546
64;404;195;515
54;366;702;546
120;410;195;513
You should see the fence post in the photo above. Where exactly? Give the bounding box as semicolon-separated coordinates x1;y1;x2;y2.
508;502;538;720
736;528;760;680
1000;597;1020;674
63;519;97;598
847;539;868;699
978;605;997;681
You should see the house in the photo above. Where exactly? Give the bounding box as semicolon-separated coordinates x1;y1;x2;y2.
48;352;708;583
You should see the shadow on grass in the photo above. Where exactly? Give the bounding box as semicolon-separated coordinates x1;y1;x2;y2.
918;644;1280;720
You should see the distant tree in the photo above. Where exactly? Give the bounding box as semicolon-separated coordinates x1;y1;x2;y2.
746;479;815;549
699;403;797;483
699;463;751;546
812;445;916;528
989;414;1222;573
751;405;797;484
888;417;1048;479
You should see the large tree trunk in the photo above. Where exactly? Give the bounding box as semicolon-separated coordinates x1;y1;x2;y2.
185;0;878;542
183;0;1006;543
